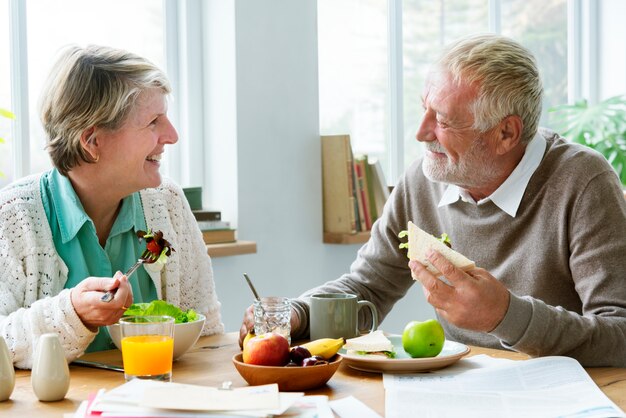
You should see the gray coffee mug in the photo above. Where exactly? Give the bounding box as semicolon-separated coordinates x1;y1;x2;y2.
309;293;378;340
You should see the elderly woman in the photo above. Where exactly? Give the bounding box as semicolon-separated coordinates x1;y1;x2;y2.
0;45;223;369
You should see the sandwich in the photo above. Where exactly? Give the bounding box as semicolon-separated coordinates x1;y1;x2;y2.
399;221;475;276
343;330;396;358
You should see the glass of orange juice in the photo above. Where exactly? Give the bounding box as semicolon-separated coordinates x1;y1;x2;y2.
119;315;174;382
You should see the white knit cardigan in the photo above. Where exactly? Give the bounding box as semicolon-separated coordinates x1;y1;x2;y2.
0;173;224;369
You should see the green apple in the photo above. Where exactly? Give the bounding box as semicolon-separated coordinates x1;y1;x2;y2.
402;319;445;358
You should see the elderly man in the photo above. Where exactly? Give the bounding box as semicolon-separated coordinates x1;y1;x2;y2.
240;34;626;367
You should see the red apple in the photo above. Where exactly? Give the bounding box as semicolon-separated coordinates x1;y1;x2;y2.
242;333;290;366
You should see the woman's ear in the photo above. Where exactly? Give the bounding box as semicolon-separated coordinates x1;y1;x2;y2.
80;127;99;161
495;115;523;155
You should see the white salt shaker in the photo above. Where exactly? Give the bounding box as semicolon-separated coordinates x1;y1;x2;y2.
31;333;70;401
0;337;15;401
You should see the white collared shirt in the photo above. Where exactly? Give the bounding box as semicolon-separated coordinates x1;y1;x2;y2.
437;133;547;217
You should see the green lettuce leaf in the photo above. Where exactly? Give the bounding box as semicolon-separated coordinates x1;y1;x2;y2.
354;350;396;358
123;300;198;324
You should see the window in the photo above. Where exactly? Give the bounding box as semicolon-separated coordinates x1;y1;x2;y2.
25;0;166;181
0;0;11;181
318;0;568;183
0;0;172;189
318;0;389;168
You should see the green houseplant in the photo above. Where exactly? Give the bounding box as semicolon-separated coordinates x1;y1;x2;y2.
550;94;626;186
0;108;16;178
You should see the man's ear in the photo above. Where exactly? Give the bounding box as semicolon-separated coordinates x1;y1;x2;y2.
495;115;523;155
80;127;98;160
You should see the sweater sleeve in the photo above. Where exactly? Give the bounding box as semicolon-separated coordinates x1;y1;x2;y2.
0;288;96;369
0;175;96;369
173;184;224;336
490;171;626;367
142;179;224;336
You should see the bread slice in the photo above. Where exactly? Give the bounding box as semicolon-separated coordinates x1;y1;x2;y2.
343;330;393;354
407;221;475;277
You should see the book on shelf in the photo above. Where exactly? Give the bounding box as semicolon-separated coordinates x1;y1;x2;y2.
354;156;372;230
363;155;378;223
192;209;221;221
321;135;358;234
349;147;362;231
321;134;391;236
197;220;231;231
202;228;236;245
368;158;389;220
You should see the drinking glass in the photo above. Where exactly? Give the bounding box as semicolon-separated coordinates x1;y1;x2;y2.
253;297;291;344
120;316;174;382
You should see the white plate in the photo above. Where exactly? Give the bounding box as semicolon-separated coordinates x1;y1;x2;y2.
339;335;470;373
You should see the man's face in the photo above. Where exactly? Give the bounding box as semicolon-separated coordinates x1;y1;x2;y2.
416;70;503;189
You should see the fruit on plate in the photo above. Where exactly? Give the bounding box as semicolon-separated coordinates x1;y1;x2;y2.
402;319;445;358
242;333;290;366
301;337;345;360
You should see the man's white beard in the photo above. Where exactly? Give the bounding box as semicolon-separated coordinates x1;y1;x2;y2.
422;137;503;189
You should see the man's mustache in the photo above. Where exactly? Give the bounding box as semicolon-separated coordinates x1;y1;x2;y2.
424;142;447;154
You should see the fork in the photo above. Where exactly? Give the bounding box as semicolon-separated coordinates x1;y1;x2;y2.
100;249;159;303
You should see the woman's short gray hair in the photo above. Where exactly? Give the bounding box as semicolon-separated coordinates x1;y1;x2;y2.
436;34;543;144
40;45;171;175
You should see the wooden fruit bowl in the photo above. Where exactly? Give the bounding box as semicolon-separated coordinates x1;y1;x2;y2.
231;353;343;391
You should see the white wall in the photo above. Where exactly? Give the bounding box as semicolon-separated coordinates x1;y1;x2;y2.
203;0;434;334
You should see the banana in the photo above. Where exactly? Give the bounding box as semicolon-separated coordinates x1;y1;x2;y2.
301;337;345;359
242;331;255;352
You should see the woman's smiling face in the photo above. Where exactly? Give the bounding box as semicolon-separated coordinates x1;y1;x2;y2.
95;88;178;195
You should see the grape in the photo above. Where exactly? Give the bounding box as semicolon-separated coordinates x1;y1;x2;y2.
301;356;329;367
289;346;312;366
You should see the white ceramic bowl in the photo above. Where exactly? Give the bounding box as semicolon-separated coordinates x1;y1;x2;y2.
107;314;205;360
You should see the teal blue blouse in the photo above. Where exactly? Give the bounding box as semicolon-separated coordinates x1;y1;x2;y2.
40;169;157;352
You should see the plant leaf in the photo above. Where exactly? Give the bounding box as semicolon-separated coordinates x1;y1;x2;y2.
549;94;626;186
0;108;16;119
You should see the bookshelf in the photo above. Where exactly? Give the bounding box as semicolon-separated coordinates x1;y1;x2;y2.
321;135;390;244
206;240;257;258
323;232;370;245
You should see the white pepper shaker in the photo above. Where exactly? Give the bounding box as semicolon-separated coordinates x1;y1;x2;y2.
0;337;15;401
31;333;70;401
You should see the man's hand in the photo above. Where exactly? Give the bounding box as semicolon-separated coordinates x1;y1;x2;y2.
238;305;255;348
409;250;510;332
238;305;303;348
70;271;134;332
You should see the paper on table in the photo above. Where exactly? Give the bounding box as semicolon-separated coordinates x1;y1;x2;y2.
141;382;279;411
90;379;280;414
383;355;625;418
329;395;383;418
280;395;334;418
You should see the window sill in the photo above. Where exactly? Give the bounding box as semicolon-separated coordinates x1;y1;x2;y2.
206;240;257;258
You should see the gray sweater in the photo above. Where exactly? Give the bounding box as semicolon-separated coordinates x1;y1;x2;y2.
293;129;626;367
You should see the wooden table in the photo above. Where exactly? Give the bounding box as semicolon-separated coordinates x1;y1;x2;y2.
2;333;625;417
